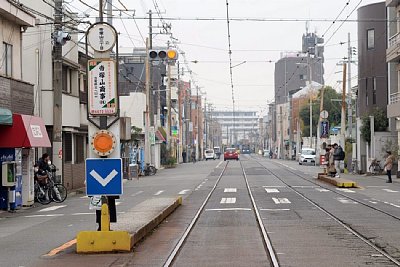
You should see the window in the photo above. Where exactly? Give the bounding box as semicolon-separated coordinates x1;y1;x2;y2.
372;77;376;105
299;74;306;80
64;132;72;163
367;29;375;49
3;42;12;76
75;135;84;163
366;78;369;106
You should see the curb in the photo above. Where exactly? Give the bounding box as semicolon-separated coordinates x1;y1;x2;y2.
317;173;357;188
130;196;182;247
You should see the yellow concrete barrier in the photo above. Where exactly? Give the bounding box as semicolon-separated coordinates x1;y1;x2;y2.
76;203;130;253
318;173;357;188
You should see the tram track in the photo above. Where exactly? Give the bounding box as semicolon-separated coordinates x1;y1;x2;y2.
163;160;280;267
248;156;400;266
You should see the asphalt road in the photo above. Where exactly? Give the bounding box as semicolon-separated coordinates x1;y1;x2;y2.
2;156;400;266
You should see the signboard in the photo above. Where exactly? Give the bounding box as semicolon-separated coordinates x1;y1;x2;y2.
149;126;156;145
88;59;117;116
320;110;329;119
86;158;122;196
171;126;178;137
320;121;329;138
87;23;116;52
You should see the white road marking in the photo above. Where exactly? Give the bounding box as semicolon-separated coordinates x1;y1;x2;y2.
382;189;399;193
263;185;286;188
384;201;400;208
25;214;64;218
336;188;355;193
178;189;191;195
260;208;291;211
224;188;237;193
368;201;378;204
206;208;251;211
39;205;66;212
131;191;144;197
115;201;121;206
272;198;291;204
220;197;236;204
71;212;95;216
265;188;279;193
315;188;330;192
288;166;296;170
80;196;89;199
154;190;164;196
337;197;358;204
292;185;316;188
216;161;223;168
367;186;387;188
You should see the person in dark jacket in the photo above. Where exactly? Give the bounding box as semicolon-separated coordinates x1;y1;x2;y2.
35;153;51;184
332;143;343;178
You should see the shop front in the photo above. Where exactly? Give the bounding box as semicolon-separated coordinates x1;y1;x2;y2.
0;112;51;210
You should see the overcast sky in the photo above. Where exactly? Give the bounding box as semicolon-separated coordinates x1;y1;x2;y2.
71;0;383;116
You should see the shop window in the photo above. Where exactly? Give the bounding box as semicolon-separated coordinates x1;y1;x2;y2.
64;132;72;163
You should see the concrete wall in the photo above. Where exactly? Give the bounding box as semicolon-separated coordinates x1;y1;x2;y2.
120;92;146;130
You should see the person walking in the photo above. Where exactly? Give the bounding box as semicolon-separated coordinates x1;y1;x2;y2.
182;150;187;163
383;151;395;183
191;151;196;163
333;143;344;178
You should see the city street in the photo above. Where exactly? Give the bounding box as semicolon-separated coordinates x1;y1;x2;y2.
2;155;400;266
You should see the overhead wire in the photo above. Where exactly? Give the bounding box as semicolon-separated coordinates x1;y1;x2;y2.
321;0;350;38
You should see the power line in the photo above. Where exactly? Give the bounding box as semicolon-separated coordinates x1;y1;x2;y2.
321;0;350;38
225;0;236;143
324;0;363;46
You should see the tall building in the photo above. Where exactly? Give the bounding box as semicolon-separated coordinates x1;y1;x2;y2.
211;110;259;147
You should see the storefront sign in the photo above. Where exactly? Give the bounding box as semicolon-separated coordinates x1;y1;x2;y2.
88;59;117;116
30;125;43;138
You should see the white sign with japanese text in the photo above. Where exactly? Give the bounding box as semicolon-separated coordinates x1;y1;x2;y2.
88;59;118;116
87;23;116;52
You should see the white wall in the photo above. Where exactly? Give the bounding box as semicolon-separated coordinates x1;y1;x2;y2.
120;92;146;130
62;94;80;127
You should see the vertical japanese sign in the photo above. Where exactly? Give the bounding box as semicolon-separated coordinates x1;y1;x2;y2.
88;59;118;116
320;121;329;138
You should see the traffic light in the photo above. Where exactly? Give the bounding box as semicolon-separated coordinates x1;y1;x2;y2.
149;49;178;61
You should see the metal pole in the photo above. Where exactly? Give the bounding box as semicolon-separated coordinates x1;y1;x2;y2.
308;54;313;148
341;63;347;147
106;0;112;25
167;63;172;156
196;87;200;160
347;33;352;139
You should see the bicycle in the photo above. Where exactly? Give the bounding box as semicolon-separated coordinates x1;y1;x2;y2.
144;163;157;176
369;158;383;175
34;164;67;204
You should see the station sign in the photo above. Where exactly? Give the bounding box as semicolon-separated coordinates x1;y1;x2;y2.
87;23;116;52
88;59;118;116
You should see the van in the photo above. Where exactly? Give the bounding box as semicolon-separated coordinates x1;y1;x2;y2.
298;148;316;165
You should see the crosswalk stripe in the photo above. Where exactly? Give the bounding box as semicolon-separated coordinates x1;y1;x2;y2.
131;191;144;197
265;188;279;193
336;188;355;193
272;198;291;204
178;189;191;195
382;189;399;193
315;188;330;192
154;190;164;196
39;205;66;212
224;188;237;193
220;197;236;204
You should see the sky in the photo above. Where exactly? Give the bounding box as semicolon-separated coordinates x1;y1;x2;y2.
68;0;383;116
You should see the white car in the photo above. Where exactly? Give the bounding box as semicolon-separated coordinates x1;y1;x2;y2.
204;149;216;160
298;148;316;165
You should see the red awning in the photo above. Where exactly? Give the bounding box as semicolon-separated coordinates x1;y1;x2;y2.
155;130;166;142
0;114;51;148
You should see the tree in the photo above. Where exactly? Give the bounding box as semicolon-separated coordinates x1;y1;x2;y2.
299;86;342;137
360;107;388;143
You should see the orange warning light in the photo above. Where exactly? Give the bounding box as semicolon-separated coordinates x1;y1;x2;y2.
91;130;116;156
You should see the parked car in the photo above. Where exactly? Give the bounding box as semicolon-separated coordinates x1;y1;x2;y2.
299;148;316;165
204;149;216;160
224;148;239;161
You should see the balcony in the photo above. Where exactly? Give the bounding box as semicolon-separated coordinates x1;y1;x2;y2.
387;92;400;117
387;32;400;62
387;0;400;7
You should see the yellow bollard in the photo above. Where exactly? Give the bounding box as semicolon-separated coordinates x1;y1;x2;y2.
101;203;110;231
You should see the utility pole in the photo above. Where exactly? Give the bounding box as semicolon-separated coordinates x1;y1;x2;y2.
204;96;207;149
196;86;200;160
347;33;352;139
144;37;151;164
341;63;347;147
53;0;63;183
308;53;313;148
106;0;112;25
167;62;172;156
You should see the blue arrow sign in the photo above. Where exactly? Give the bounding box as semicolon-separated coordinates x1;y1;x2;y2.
86;158;123;196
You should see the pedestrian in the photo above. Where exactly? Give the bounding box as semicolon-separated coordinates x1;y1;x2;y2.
383;151;395;183
326;146;336;177
333;143;344;178
191;151;196;163
182;150;187;163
